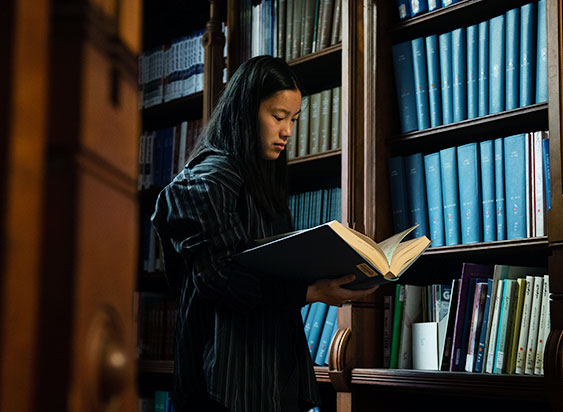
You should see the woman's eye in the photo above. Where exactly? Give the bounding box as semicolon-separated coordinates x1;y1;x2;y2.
273;115;283;121
291;118;299;123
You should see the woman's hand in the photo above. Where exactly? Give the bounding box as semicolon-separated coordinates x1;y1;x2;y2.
305;275;378;306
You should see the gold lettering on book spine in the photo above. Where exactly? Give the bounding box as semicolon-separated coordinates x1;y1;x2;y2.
356;263;378;278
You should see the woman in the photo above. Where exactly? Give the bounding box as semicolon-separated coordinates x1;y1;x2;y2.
152;56;376;412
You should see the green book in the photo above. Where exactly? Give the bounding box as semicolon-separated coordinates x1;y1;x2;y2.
285;0;294;60
277;0;287;59
320;89;332;152
309;92;322;154
291;0;304;59
302;0;317;55
298;95;310;157
389;284;405;369
506;277;527;374
287;116;299;159
330;87;341;149
494;279;518;373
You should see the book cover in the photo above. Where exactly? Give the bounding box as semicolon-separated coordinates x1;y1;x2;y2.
493;279;518;373
489;14;506;114
285;0;294;59
494;138;506;240
388;156;410;233
478;20;490;117
409;0;428;17
309;92;322;154
319;88;332;152
411;37;430;130
480;140;496;242
308;302;329;359
474;278;494;372
534;274;550;375
315;305;338;365
405;153;429;239
452;27;467;123
504;134;527;239
457;143;482;244
390;284;405;368
412;322;440;370
506;277;527;374
467;24;479;119
298;95;310;157
396;0;411;21
427;0;440;12
287;114;299;159
535;0;547;103
331;86;342;150
392;41;418;133
440;278;460;371
465;281;488;372
505;7;520;111
520;2;537;107
425;34;443;127
524;275;544;374
304;301;321;340
533;131;545;236
515;276;535;374
424;152;445;247
398;285;423;369
542;133;550;210
439;147;461;245
439;32;454;124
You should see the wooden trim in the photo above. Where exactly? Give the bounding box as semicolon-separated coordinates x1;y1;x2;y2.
203;0;226;123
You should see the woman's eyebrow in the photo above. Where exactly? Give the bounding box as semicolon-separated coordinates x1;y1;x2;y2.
272;108;302;116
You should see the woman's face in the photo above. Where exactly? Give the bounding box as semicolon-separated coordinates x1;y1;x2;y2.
258;89;302;161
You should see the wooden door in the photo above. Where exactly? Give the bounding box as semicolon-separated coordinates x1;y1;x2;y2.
0;1;142;411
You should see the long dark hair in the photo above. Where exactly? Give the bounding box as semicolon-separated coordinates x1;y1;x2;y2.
191;55;303;218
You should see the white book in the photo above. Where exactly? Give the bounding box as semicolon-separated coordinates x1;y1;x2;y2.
398;285;423;369
524;276;544;374
534;275;550;375
534;131;545;236
412;322;440;370
514;276;534;374
485;280;505;373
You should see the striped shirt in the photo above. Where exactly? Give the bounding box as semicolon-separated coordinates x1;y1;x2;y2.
152;149;321;412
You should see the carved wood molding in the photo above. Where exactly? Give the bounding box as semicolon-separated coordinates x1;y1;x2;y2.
328;327;352;392
545;330;563;409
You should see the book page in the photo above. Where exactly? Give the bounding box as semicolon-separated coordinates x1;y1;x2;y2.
377;225;418;264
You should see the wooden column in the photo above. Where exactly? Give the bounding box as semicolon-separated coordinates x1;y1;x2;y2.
203;0;226;123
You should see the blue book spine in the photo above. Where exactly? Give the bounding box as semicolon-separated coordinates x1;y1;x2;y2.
425;35;443;127
504;134;527;239
478;21;490;116
489;15;506;114
409;0;428;17
301;304;310;323
543;136;550;210
392;41;418;133
494;138;506;240
441;0;459;6
505;7;520;111
452;27;467;123
324;319;339;366
388;156;410;232
396;0;411;20
405;153;429;239
520;2;537;107
439;147;461;245
411;37;430;130
304;302;320;340
314;305;338;365
474;278;494;372
480;140;496;242
467;24;479;119
536;0;547;103
424;152;445;247
427;0;440;11
439;32;454;124
308;303;329;359
457;143;482;244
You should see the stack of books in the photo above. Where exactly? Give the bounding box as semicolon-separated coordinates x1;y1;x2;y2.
290;187;341;231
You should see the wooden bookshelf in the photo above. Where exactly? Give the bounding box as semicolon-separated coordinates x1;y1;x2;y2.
142;91;204;130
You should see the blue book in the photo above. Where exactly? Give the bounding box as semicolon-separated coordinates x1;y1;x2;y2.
505;7;520;111
494;138;506;240
314;305;338;365
536;0;547;103
425;35;443;127
441;0;459;6
301;304;311;323
396;0;411;20
392;41;418;133
409;0;428;17
304;302;321;340
480;140;496;242
388;156;410;232
439;147;461;245
427;0;440;11
307;302;329;359
452;27;467;123
439;32;454;124
411;37;430;130
504;134;527;239
543;136;550;210
474;278;494;373
405;153;429;239
467;24;479;119
489;15;506;114
520;2;537;107
478;21;490;116
424;152;445;247
457;143;482;244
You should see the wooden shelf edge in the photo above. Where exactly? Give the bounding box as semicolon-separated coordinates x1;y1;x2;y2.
288;43;342;67
314;366;331;383
138;359;174;375
422;236;549;256
288;149;342;166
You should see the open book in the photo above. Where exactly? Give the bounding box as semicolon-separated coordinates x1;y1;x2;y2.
233;221;431;290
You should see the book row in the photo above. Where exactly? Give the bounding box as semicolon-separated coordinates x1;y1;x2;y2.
385;263;550;376
395;0;462;21
138;119;203;191
290;187;342;231
135;293;176;361
302;302;338;366
392;0;547;134
388;131;550;246
138;390;176;412
287;87;342;159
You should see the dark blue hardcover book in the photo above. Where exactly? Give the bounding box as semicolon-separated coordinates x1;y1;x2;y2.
396;0;411;21
480;140;497;242
505;7;520;111
467;24;479;119
441;0;459;7
314;305;338;365
411;37;430;130
439;32;454;124
457;142;482;244
409;0;428;17
427;0;440;11
478;21;490;117
308;303;329;359
489;14;506;114
452;27;467;123
474;278;494;372
520;2;537;107
439;147;461;245
504;134;527;239
392;41;418;133
536;0;547;103
543;135;550;210
405;153;429;239
494;138;506;240
388;156;410;233
424;152;445;247
425;35;443;127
